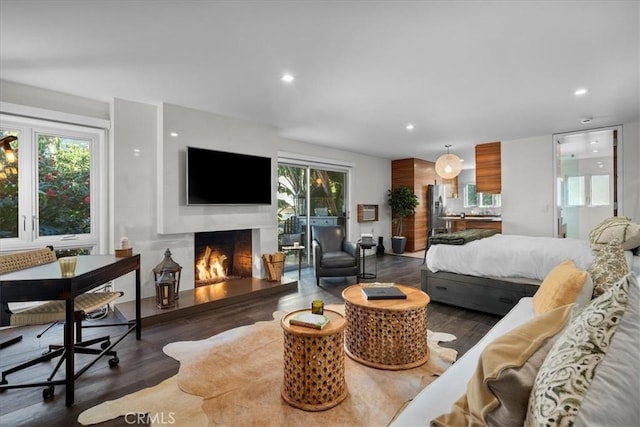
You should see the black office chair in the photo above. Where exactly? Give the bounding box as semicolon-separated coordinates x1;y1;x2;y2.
312;225;360;286
0;247;125;399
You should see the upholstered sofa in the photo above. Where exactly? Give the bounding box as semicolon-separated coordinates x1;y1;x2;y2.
392;238;640;427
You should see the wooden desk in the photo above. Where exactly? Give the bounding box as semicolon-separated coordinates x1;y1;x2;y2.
0;254;141;406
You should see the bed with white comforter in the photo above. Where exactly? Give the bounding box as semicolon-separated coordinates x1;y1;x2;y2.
426;234;595;281
423;233;640;315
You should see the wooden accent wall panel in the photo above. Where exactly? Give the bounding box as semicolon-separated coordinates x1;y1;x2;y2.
391;158;438;252
475;141;501;194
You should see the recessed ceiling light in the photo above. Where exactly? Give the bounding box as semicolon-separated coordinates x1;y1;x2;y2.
574;88;589;96
405;123;415;131
281;73;295;83
592;149;599;153
581;118;592;124
590;140;598;144
170;132;178;137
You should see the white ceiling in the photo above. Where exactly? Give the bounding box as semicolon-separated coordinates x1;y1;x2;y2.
1;0;638;168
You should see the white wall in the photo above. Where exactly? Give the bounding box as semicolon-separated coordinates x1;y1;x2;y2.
112;100;394;301
0;80;109;120
501;135;555;236
620;121;640;220
501;122;640;237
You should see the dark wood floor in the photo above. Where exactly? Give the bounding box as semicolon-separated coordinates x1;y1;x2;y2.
0;253;500;426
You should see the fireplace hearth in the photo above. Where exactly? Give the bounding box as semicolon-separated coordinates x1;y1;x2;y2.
194;230;252;287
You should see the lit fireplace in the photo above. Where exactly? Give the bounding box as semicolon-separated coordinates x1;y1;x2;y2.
194;230;252;287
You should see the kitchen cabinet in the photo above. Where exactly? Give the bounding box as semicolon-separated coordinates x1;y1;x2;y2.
475;141;501;194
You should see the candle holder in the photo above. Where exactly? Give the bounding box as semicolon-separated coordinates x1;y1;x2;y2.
311;299;324;315
152;248;182;300
155;269;177;309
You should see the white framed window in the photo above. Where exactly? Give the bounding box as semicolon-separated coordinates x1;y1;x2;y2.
564;174;610;207
463;183;501;208
0;114;107;254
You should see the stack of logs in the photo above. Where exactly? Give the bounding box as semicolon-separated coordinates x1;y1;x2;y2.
262;252;285;281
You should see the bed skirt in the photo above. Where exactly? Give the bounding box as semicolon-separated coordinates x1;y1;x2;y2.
421;269;539;316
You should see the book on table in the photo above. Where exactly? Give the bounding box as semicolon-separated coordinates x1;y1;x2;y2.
361;286;407;300
289;313;331;330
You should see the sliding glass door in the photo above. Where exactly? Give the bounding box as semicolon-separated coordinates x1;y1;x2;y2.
277;161;348;272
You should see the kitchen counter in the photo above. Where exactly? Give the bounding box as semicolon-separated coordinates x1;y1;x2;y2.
441;216;502;222
439;216;502;233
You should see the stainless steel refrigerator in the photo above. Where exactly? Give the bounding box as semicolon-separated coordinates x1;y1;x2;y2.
427;184;448;241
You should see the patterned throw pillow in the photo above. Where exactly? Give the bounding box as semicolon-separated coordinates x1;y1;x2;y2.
525;273;632;427
588;239;629;298
589;216;640;251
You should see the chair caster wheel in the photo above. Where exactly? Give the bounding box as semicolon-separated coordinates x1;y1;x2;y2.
101;340;111;349
43;386;54;400
109;357;119;367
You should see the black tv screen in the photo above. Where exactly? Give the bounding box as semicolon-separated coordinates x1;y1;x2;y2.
186;146;272;205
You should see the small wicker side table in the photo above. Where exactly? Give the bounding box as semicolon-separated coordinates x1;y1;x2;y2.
280;308;348;411
342;284;430;370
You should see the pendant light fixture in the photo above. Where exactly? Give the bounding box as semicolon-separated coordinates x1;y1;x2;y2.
435;144;462;179
1;135;17;163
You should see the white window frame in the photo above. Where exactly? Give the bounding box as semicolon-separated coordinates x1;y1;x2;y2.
463;183;501;208
0;113;108;254
564;173;611;208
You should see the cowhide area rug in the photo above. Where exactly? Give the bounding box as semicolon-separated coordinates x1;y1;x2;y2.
78;304;457;427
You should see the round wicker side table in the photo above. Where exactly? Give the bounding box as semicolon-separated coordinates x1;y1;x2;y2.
342;284;430;370
280;308;348;411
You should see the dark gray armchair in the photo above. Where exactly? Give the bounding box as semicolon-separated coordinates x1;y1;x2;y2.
312;225;360;286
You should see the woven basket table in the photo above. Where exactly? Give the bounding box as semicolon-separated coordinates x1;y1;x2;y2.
342;284;430;370
280;308;348;411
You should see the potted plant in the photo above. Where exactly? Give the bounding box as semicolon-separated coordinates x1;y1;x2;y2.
387;185;419;254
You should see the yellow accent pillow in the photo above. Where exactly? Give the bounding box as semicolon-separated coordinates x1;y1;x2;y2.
431;304;574;427
533;260;588;315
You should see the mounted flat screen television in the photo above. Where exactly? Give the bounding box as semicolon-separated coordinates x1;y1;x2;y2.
186;146;272;205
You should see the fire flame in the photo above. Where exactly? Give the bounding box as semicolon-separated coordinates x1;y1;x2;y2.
196;246;228;282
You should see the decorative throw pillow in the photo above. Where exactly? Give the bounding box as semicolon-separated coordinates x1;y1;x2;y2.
588;239;629;298
573;273;640;426
589;216;640;251
525;273;637;427
430;304;574;427
532;260;588;315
